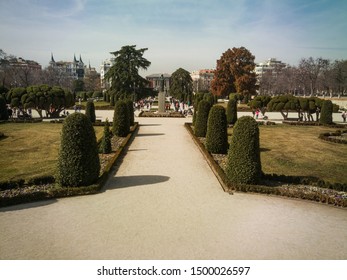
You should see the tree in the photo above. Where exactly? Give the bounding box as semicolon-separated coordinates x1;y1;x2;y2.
249;95;272;116
0;95;9;120
211;47;257;99
169;68;193;103
298;57;329;96
5;85;74;118
105;45;151;100
205;105;228;154
226;116;262;185
56;113;100;187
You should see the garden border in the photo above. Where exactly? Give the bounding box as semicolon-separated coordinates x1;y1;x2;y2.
0;123;139;208
185;122;347;207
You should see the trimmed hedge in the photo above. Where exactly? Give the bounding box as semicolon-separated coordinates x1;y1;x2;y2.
194;100;211;137
85;101;96;123
205;105;228;154
226;116;262;184
226;98;238;125
56;113;100;187
113;100;130;137
320;100;333;125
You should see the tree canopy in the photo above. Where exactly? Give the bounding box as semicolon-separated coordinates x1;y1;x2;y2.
169;68;193;103
105;45;151;100
211;47;257;98
5;84;74;118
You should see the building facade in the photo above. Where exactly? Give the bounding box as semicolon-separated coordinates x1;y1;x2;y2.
49;54;86;80
146;73;171;92
8;57;42;71
190;69;214;93
99;58;115;91
255;58;287;80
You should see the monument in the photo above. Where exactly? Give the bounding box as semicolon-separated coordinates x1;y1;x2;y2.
158;74;166;113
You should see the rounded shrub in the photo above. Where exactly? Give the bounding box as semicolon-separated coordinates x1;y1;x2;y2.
319;100;333;125
126;99;135;126
194;100;211;137
226;116;262;185
226;98;238;124
85;100;96;123
56;113;100;187
99;119;112;154
113;100;130;137
205;105;228;154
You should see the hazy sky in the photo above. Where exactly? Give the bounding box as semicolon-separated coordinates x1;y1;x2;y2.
1;0;346;74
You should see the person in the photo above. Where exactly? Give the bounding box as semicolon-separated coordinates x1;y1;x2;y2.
342;111;346;122
255;109;260;119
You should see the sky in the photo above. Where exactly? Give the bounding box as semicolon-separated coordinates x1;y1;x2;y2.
1;0;346;75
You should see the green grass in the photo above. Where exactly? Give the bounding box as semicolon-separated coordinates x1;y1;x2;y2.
0;122;103;182
228;125;347;184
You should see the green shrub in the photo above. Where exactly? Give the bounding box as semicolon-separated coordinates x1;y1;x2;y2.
226;98;238;124
194;100;211;137
0;96;9;120
113;100;130;137
226;116;262;184
99;119;112;154
205;105;228;154
85;101;96;123
319;100;333;125
126;99;135;126
56;113;100;187
203;92;215;106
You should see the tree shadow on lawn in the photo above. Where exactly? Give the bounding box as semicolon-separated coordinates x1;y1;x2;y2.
104;175;170;190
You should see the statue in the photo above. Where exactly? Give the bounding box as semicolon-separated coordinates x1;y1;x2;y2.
160;74;165;92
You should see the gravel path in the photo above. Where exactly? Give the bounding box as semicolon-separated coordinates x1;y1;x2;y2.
0;117;346;260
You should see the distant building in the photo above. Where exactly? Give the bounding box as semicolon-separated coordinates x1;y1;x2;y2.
146;73;171;91
100;58;114;91
49;53;86;80
255;58;287;81
190;69;214;92
9;57;41;71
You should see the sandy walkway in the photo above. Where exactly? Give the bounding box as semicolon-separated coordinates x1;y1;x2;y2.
0;117;346;260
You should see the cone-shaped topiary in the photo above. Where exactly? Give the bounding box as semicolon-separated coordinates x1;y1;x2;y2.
85;100;96;123
226;98;238;124
194;100;211;137
126;99;135;126
113;100;130;137
319;100;333;125
56;113;100;187
226;116;262;185
205;105;228;154
99;119;112;154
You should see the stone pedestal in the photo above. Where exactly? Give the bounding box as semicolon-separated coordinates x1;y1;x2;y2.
158;91;165;113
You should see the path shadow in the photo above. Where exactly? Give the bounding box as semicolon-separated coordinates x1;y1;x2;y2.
105;175;170;190
128;148;148;152
260;147;271;152
0;198;57;212
140;124;162;127
136;133;165;137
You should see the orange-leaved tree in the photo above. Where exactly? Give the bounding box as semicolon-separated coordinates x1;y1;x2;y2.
211;47;257;99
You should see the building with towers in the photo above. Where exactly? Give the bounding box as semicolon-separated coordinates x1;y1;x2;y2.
49;53;86;80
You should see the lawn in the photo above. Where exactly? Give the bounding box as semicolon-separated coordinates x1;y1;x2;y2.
258;125;347;184
0;122;104;182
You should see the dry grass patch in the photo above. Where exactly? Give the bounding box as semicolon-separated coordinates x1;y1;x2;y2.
258;125;347;184
0;122;103;181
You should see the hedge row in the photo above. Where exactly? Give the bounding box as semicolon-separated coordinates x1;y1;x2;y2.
0;176;55;191
318;130;347;144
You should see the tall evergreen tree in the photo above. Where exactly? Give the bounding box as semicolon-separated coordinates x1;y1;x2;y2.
105;45;151;100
